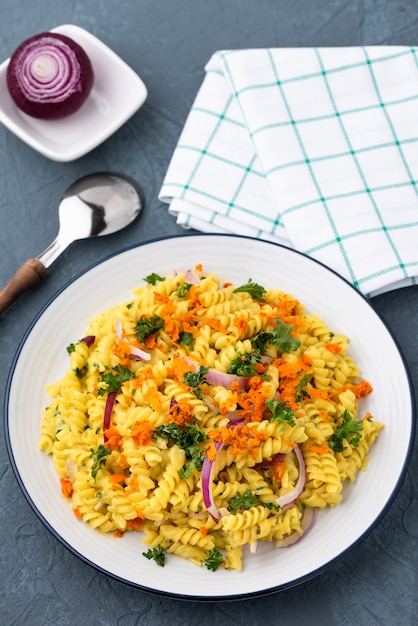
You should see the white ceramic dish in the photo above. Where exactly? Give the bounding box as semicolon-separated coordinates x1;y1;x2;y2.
5;234;415;600
0;24;147;161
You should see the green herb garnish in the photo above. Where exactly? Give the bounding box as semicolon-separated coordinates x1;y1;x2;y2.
98;365;135;396
90;445;111;480
227;349;263;377
143;545;166;566
175;282;193;297
228;489;259;514
329;409;363;452
233;279;266;301
265;398;296;427
144;272;165;285
153;422;208;478
203;548;224;571
134;314;164;342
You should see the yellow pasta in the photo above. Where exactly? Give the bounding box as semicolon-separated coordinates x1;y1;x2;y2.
39;265;383;572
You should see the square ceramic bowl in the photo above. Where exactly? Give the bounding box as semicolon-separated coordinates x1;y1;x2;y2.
0;24;148;161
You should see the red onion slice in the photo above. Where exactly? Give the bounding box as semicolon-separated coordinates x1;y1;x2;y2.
277;506;316;548
201;441;224;522
7;32;94;119
275;445;306;508
183;357;248;390
103;391;117;440
80;335;95;347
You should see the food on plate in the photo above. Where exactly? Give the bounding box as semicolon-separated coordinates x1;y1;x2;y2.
39;265;383;571
7;32;94;119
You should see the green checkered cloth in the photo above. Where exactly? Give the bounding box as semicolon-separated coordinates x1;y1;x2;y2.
159;47;418;296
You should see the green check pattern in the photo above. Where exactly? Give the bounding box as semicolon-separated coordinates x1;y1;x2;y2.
159;47;418;296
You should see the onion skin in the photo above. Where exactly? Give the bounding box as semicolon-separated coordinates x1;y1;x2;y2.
7;32;94;119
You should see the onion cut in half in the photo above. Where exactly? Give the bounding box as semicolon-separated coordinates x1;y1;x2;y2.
7;32;94;119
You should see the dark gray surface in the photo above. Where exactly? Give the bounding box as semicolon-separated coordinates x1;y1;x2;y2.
1;1;417;624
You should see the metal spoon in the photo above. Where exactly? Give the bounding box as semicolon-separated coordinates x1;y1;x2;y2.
0;172;144;314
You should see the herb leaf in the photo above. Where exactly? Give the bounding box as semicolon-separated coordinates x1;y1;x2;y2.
175;282;193;297
178;330;194;349
329;409;363;452
134;314;164;342
295;372;310;402
90;445;111;480
203;548;224;571
233;279;266;301
228;489;259;514
227;349;263;377
143;545;166;566
98;365;135;396
153;422;208;477
265;398;296;426
144;273;165;285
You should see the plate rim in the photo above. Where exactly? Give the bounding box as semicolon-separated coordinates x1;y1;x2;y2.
4;233;416;600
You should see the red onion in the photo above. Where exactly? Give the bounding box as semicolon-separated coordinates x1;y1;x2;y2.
7;32;94;119
275;445;306;508
80;335;95;347
103;391;117;440
276;506;316;548
183;357;248;390
201;441;224;522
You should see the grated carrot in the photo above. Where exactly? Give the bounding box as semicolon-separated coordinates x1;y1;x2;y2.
109;473;126;484
60;477;73;498
308;444;329;454
200;526;208;536
104;426;122;450
130;421;154;446
209;423;268;458
127;516;144;531
325;342;342;354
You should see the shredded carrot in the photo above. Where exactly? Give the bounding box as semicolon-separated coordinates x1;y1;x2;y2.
153;292;170;304
130;421;154;446
113;530;124;538
144;335;158;349
118;453;129;469
233;317;248;334
206;441;218;462
309;388;332;401
60;477;73;498
200;526;208;536
325;342;342;354
196;317;228;333
168;397;195;425
223;282;233;288
318;410;330;422
363;412;374;421
209;423;268;458
104;426;122;450
143;386;162;412
284;439;297;448
164;317;180;342
308;444;329;454
351;379;373;399
109;473;126;485
272;462;285;484
168;355;195;383
113;341;132;360
161;302;176;317
230;381;241;392
73;508;81;520
125;475;139;496
127;516;144;531
195;263;203;271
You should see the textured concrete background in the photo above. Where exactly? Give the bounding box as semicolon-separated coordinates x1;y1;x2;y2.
0;1;417;624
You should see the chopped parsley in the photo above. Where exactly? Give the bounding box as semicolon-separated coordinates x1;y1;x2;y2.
134;314;164;342
233;279;266;301
227;349;263;377
178;330;194;349
66;343;76;355
74;365;88;379
252;318;300;354
329;409;363;452
203;547;224;571
228;489;259;514
175;282;193;297
143;545;166;566
153;422;208;478
183;365;209;398
98;365;135;396
144;272;165;285
90;445;111;480
295;372;310;402
265;398;296;427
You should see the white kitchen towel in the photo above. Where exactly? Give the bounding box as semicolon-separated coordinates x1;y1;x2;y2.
159;47;418;296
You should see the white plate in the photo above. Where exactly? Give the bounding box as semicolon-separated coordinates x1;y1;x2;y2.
5;234;415;600
0;25;147;161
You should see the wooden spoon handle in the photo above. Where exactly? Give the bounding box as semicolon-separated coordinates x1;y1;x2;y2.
0;259;46;314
